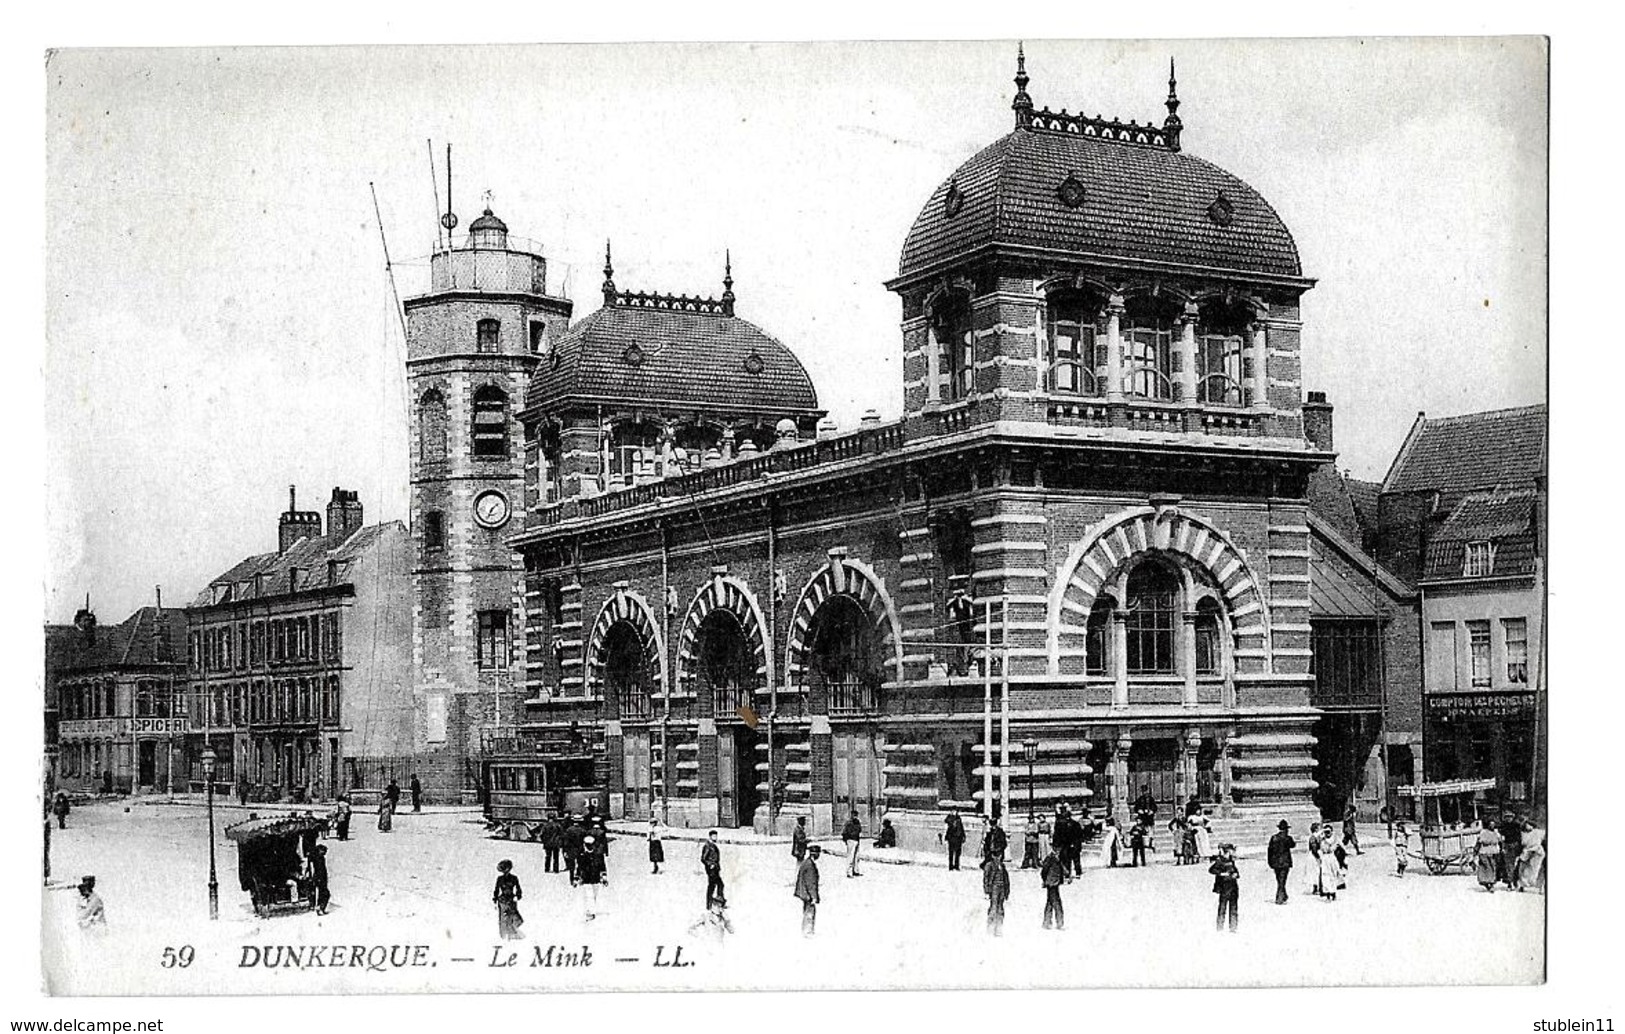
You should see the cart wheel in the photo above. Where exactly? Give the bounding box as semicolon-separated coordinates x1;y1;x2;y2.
1425;857;1446;875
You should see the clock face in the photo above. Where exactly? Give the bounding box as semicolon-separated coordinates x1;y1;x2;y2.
474;490;511;529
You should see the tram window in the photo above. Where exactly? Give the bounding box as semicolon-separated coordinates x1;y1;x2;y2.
525;769;543;792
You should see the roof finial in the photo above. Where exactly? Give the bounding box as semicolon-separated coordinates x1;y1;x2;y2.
602;239;617;307
721;249;735;315
1012;42;1034;129
1163;56;1183;152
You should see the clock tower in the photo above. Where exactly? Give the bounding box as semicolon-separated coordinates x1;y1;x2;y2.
404;204;573;800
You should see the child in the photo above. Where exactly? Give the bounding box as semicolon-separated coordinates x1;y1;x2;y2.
1102;817;1121;868
1129;820;1149;867
1392;822;1409;878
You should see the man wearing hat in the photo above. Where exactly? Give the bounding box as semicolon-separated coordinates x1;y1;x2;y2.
1267;819;1297;904
794;844;822;936
701;830;726;909
576;833;607;921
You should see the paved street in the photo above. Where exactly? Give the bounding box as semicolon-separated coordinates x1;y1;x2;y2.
42;800;1544;994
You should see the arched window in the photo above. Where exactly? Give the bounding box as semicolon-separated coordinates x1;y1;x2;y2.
1197;300;1251;406
930;292;975;402
604;621;652;719
807;595;884;713
697;610;756;716
476;318;501;354
1123;299;1177;402
1086;596;1115;676
1126;562;1179;674
472;385;509;458
1195;596;1223;675
1046;289;1103;395
418;389;448;464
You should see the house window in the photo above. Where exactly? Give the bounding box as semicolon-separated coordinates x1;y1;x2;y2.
529;321;548;355
1467;620;1492;688
1126;563;1178;674
1124;313;1174;401
418;389;448;464
1047;292;1101;395
1196;334;1246;406
1085;597;1114;676
931;293;975;402
424;511;445;550
472;386;509;458
251;622;264;666
476;318;501;353
325;614;341;661
477;610;510;670
1503;618;1528;684
1428;621;1458;692
1463;540;1496;577
1194;597;1223;675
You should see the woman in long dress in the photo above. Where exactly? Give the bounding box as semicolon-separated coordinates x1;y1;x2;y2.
493;860;524;939
1192;812;1214;859
1474;821;1503;892
1516;821;1545;891
377;796;393;833
648;817;665;875
1307;823;1324;895
1318;827;1342;900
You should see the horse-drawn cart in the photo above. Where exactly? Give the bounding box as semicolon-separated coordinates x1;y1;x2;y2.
1397;777;1498;874
225;814;325;916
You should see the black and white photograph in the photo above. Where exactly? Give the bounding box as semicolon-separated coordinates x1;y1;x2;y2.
16;15;1600;1024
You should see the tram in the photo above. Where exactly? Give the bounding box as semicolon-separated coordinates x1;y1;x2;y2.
482;752;607;841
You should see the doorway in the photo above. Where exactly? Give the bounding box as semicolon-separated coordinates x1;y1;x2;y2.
1127;738;1178;815
138;741;156;788
622;729;652;819
833;729;884;829
717;725;763;827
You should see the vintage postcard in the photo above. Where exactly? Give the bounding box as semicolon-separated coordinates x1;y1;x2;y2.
38;37;1548;998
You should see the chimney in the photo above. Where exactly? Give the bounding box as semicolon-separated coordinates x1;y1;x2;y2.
73;593;97;644
326;487;364;541
1303;390;1334;452
279;484;323;553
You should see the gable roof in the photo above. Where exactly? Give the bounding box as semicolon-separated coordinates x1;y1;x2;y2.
50;606;187;674
1422;488;1539;581
1382;405;1547;496
191;521;400;609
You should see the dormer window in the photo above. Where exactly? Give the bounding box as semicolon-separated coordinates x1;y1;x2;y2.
476;318;501;354
1463;540;1496;577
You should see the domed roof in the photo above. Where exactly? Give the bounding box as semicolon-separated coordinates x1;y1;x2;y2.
897;127;1302;283
468;207;508;234
527;295;820;417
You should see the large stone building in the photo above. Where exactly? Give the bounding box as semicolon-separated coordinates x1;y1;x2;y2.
1376;405;1546;816
50;602;187;795
493;53;1359;846
184;487;411;799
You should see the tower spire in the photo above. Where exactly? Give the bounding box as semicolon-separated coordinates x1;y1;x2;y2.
602;239;617;307
1012;42;1034;129
1163;57;1183;152
721;249;735;315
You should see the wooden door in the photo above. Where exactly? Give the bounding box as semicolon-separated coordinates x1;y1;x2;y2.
622;730;651;819
833;730;884;829
717;733;738;826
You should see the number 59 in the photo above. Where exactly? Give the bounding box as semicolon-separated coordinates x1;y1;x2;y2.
160;945;195;968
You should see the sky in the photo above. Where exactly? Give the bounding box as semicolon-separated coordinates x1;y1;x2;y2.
42;37;1548;624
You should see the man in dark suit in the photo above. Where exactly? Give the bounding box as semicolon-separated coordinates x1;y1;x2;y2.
794;845;822;936
701;830;726;909
1040;841;1067;930
944;809;966;870
1268;819;1296;904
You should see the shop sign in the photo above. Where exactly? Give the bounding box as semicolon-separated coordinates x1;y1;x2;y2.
129;717;189;735
1425;692;1535;719
60;718;124;737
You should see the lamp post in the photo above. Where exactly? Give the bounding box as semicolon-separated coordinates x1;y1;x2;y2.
1023;737;1038;823
202;745;219;920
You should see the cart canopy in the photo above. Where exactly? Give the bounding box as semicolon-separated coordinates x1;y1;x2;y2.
225;815;326;843
1396;778;1498;799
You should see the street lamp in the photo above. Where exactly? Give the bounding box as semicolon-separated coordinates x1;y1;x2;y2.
202;745;219;920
